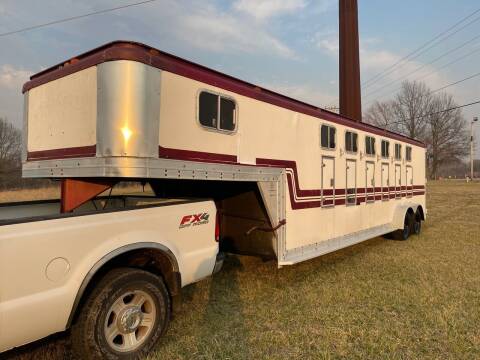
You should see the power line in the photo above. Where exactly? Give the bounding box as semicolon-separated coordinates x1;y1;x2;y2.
363;32;480;100
378;100;480;129
364;44;480;107
366;73;480;110
328;9;480;106
431;71;480;94
0;0;159;38
324;8;480;110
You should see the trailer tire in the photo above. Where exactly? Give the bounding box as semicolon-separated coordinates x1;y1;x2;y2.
71;267;170;360
412;210;422;235
392;213;411;241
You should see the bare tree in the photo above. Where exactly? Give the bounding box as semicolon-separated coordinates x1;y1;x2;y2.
424;93;469;179
363;100;399;132
363;80;469;179
392;81;431;139
0;117;21;162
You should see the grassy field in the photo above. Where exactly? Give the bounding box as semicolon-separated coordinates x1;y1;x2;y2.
5;181;480;359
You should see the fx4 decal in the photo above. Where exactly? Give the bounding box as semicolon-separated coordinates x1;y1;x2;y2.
179;213;210;229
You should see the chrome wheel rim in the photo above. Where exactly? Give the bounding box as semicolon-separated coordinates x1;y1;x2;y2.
104;290;156;353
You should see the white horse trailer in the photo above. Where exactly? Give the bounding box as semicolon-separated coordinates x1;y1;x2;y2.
22;41;426;266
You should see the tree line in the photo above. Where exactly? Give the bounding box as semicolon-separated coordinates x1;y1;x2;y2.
364;81;470;180
0;117;51;189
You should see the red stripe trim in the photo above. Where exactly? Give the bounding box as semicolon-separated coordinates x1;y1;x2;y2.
158;146;237;164
23;41;425;148
27;145;96;161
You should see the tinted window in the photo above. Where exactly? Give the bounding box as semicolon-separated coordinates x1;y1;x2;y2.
329;127;336;149
365;136;376;155
321;125;336;149
345;131;358;153
220;97;236;131
199;92;218;128
406;146;412;161
199;92;236;132
381;140;390;158
321;125;329;148
395;144;402;160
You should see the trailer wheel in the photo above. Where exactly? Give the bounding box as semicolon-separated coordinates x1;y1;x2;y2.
392;213;411;241
71;267;170;360
412;210;422;235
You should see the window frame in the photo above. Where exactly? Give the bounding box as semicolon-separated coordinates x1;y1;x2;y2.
320;123;337;150
381;140;390;159
394;143;402;161
197;89;238;134
344;130;358;154
365;136;376;157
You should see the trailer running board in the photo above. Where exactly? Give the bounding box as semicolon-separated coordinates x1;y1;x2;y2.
279;224;393;266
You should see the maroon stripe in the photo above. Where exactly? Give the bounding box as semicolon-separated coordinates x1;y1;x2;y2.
257;158;321;198
23;41;424;148
27;145;96;161
158;146;237;164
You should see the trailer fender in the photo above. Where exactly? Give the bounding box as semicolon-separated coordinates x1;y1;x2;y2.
391;203;419;230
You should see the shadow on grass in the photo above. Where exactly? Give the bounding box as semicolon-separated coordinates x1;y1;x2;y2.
194;254;252;359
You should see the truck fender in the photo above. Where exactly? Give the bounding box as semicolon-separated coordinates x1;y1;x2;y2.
66;242;179;328
391;203;419;230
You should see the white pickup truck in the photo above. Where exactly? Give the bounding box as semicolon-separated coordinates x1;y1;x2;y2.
0;192;222;358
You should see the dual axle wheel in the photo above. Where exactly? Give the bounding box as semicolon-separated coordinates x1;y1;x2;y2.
391;210;422;241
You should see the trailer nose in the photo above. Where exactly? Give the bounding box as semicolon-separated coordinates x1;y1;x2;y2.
96;61;161;158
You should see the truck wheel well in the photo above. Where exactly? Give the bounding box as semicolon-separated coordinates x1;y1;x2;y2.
68;246;180;328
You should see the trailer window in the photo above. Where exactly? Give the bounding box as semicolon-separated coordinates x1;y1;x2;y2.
345;131;358;153
395;144;402;160
381;140;390;158
199;91;236;132
321;125;336;149
406;146;412;161
365;136;376;156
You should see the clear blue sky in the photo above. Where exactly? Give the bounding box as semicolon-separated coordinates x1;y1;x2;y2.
0;0;479;155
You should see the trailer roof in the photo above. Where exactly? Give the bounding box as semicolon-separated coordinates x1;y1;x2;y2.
23;40;425;148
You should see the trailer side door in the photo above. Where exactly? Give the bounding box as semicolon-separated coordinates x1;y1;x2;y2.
365;161;375;203
381;163;390;201
395;164;402;199
406;165;413;198
321;156;335;207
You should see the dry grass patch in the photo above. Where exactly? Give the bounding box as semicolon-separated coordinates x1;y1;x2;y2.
4;181;480;359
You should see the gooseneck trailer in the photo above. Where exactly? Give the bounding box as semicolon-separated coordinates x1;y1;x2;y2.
0;41;425;358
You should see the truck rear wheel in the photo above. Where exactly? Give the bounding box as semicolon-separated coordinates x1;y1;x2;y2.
71;267;170;359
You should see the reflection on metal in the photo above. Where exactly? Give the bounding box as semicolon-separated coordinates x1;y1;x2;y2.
96;61;161;158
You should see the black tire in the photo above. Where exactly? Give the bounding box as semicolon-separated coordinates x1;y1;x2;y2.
412;210;422;235
392;213;411;241
71;267;170;360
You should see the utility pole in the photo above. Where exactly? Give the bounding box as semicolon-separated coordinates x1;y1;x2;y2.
471;117;478;180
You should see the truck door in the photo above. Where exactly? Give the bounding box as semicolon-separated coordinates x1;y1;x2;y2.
365;161;375;203
381;163;390;201
346;159;357;205
395;164;401;199
406;165;413;198
321;156;335;207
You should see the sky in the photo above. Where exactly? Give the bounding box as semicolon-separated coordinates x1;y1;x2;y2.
0;0;480;156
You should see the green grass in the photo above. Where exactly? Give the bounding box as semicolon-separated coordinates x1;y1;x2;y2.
6;181;480;359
